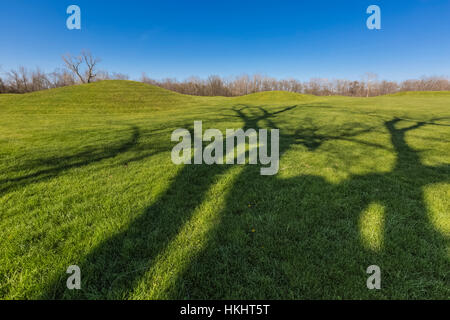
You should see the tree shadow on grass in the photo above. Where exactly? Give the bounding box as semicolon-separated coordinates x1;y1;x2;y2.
0;125;142;197
0;125;178;198
161;113;449;299
41;105;297;299
42;105;449;299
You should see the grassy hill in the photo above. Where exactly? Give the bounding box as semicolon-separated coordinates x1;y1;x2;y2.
0;80;449;299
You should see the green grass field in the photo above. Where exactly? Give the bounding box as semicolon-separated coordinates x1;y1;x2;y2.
0;80;448;299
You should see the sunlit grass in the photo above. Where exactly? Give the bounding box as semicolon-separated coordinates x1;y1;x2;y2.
359;203;385;252
132;166;243;299
0;81;449;299
424;183;450;236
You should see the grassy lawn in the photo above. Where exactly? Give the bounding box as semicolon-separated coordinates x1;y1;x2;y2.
0;80;448;299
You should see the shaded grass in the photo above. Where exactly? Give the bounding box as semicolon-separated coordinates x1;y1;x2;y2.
0;81;448;299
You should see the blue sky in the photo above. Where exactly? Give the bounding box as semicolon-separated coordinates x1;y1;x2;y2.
1;0;449;81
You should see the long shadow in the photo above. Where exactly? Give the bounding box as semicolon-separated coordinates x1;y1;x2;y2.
42;105;449;299
42;105;298;299
0;125;141;197
162;114;449;298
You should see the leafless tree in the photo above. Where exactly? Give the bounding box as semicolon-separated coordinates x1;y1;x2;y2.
62;51;100;84
2;64;449;96
48;69;76;88
0;78;6;93
364;72;378;97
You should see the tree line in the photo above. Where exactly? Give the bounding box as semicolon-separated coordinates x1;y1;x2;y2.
0;51;128;94
141;73;450;97
1;51;449;96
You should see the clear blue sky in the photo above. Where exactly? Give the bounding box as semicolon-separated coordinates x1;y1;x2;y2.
1;0;449;81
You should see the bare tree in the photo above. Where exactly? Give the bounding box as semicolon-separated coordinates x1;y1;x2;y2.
62;54;83;83
7;67;29;93
0;77;6;93
49;68;76;88
364;72;378;97
5;64;448;96
62;51;100;84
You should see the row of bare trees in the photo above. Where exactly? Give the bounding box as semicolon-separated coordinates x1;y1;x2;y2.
141;73;450;97
0;51;128;94
0;67;130;94
0;67;76;93
1;51;449;96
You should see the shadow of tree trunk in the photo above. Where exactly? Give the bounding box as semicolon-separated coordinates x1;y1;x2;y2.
41;108;449;299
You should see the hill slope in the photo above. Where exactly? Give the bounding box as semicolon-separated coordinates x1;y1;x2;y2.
0;80;320;113
0;81;449;300
0;81;199;113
